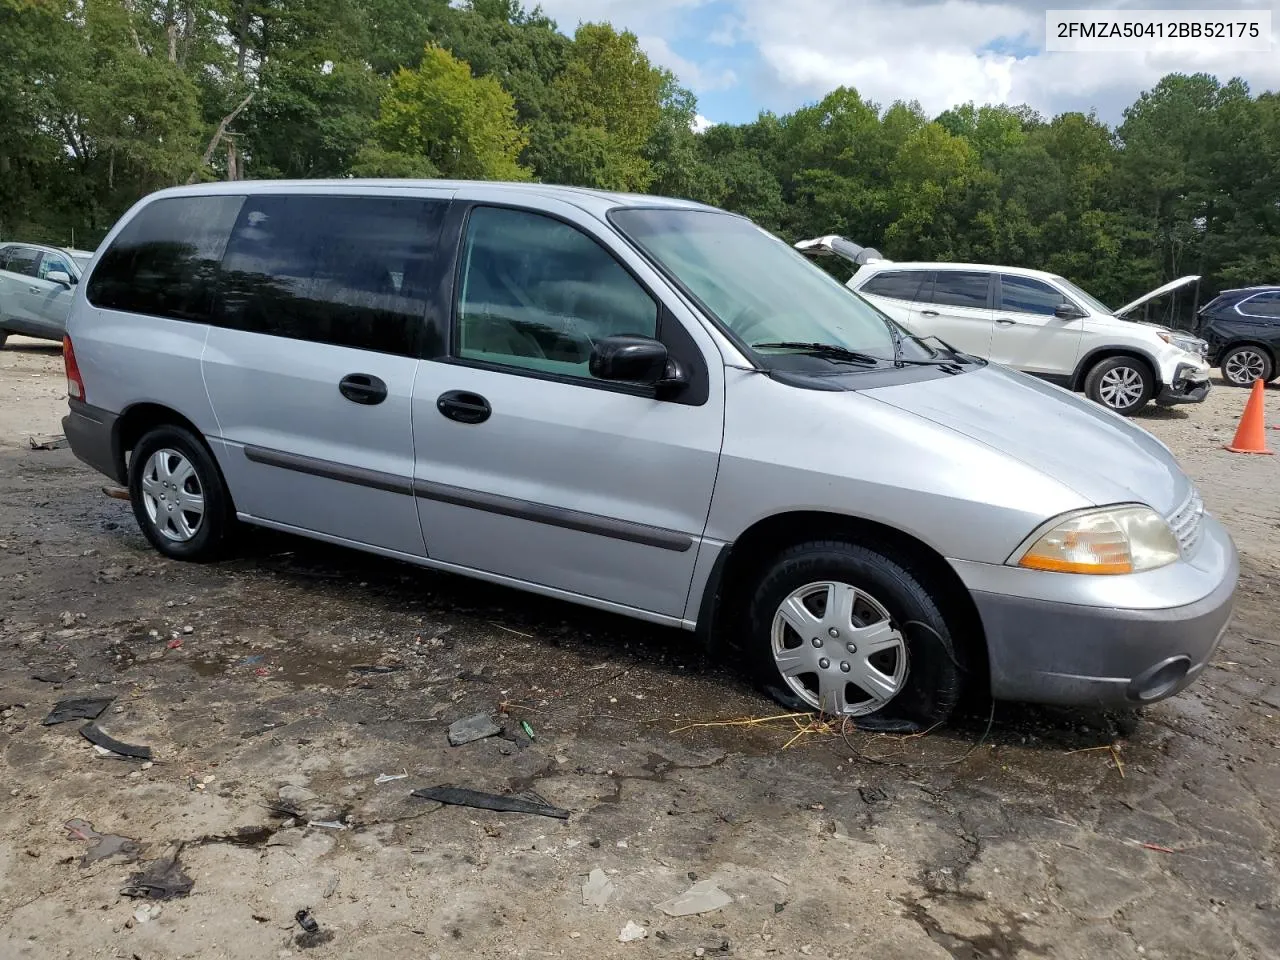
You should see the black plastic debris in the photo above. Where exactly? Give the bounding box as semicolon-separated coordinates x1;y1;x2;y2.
32;667;76;684
80;722;152;760
411;785;569;820
296;909;320;934
122;843;194;900
42;697;113;726
64;818;143;866
447;712;501;746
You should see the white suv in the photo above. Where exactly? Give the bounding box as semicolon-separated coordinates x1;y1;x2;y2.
798;238;1210;416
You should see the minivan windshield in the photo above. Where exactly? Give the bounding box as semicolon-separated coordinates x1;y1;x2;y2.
611;208;936;366
1053;275;1113;316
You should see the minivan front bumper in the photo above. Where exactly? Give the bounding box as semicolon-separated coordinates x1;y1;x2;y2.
953;513;1238;707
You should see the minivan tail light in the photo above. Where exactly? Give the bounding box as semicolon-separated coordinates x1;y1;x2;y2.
64;335;85;401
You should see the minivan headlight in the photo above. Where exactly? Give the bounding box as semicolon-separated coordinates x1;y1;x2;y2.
1012;505;1179;575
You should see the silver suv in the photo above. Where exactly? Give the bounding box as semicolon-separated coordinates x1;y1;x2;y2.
62;181;1238;727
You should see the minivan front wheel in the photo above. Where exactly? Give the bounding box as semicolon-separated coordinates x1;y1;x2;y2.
747;541;963;731
129;425;232;562
1220;345;1272;387
1084;356;1153;415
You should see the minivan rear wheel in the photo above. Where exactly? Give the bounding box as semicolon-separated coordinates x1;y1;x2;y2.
1220;345;1272;387
128;425;233;562
1084;356;1154;415
746;540;964;731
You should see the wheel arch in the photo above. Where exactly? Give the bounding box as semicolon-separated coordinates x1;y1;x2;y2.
696;510;989;692
1071;347;1160;392
114;403;225;489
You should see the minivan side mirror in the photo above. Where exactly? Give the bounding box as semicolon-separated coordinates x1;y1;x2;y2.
46;270;73;288
589;334;687;394
1054;303;1084;320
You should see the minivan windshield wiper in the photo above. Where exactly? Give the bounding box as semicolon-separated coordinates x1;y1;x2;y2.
750;341;882;365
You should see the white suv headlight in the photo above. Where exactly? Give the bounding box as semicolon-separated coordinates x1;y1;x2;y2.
1012;505;1180;575
1157;331;1208;358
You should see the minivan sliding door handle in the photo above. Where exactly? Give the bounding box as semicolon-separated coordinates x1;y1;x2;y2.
339;373;388;405
920;309;939;317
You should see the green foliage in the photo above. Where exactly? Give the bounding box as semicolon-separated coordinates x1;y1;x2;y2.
2;0;1277;310
358;45;528;181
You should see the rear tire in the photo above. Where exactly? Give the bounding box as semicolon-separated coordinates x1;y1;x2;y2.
0;331;8;349
128;425;233;562
1084;356;1154;415
1220;345;1273;387
746;540;964;732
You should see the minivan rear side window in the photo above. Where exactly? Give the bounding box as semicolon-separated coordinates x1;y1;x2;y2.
859;270;927;301
216;195;446;357
927;271;991;309
87;196;244;321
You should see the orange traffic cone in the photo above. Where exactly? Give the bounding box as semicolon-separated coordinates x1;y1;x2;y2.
1224;380;1273;454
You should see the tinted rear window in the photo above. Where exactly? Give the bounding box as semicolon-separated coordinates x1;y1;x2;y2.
1;246;42;278
860;270;927;301
87;196;244;321
927;271;990;309
1239;292;1280;318
215;195;446;356
998;274;1067;315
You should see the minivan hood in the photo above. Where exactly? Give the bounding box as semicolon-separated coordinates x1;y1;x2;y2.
864;366;1191;516
1113;275;1200;318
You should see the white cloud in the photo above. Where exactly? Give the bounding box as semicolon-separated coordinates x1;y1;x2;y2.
692;113;715;133
639;35;739;91
738;0;1280;119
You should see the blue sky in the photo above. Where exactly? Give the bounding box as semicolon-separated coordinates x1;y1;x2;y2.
534;0;1280;127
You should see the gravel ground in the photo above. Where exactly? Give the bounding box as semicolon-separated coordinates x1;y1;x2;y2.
1;338;1278;960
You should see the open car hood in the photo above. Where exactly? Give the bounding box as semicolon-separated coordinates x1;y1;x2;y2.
794;235;888;266
1114;275;1200;318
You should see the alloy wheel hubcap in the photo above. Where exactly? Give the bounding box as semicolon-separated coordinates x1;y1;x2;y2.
1098;366;1144;409
140;449;205;542
1225;350;1265;384
770;581;907;717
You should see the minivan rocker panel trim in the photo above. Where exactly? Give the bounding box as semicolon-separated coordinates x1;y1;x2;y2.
241;443;695;553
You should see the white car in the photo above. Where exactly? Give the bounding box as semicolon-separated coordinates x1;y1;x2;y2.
0;242;94;348
797;237;1210;416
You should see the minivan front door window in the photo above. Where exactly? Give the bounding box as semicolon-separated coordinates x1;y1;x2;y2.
610;209;935;368
456;206;659;380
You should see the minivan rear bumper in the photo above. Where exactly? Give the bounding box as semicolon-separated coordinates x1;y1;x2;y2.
960;514;1238;707
63;399;125;484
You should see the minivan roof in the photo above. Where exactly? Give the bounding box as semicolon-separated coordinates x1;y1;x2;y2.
137;178;722;220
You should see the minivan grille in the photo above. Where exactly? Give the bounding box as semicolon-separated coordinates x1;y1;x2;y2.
1167;490;1205;558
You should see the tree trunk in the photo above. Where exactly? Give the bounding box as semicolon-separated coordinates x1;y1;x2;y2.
187;92;255;184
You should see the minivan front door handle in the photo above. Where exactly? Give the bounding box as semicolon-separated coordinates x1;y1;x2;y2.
437;390;491;425
920;309;939;317
995;318;1017;326
339;373;388;405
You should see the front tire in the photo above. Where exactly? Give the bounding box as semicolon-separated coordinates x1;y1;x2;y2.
128;425;233;562
747;540;964;731
1220;345;1273;387
1084;356;1154;415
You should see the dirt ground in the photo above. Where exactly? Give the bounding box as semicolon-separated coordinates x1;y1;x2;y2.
1;335;1278;960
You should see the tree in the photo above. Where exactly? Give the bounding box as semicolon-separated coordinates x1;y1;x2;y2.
356;45;528;180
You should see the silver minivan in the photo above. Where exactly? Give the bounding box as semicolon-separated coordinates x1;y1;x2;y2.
62;180;1238;728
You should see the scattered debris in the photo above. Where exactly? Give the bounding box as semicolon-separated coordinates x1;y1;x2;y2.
166;638;183;650
447;712;502;747
31;667;76;684
323;875;340;899
296;909;320;933
79;722;152;760
350;664;405;675
410;785;570;820
308;820;348;831
771;874;792;886
374;772;409;785
582;868;616;907
63;818;142;866
859;785;889;804
520;719;536;741
102;485;131;501
28;434;68;450
132;904;162;924
239;654;265;666
278;785;318;805
122;843;194;900
618;921;648;943
657;880;732;917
